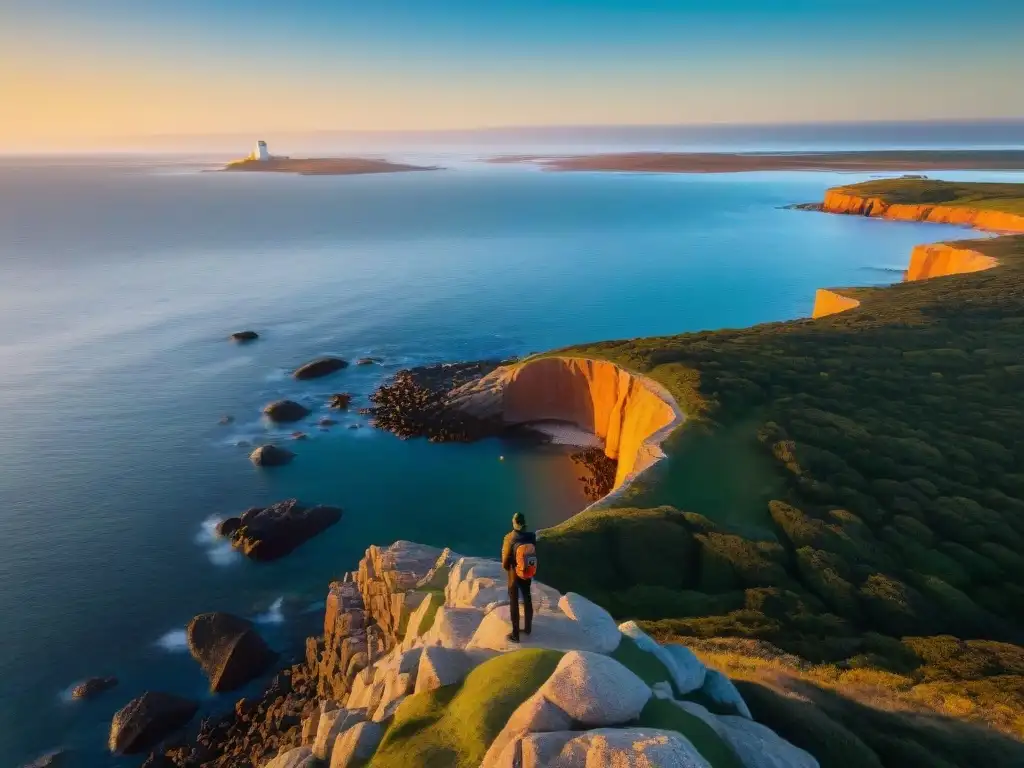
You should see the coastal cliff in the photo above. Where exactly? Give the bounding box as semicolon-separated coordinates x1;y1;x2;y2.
820;189;1024;232
448;356;683;492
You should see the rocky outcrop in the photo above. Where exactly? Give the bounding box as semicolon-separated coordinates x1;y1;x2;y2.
293;357;348;380
356;358;381;366
263;401;311;423
71;676;118;700
449;357;683;493
108;692;199;754
328;393;353;410
811;289;861;319
906;242;998;281
221;499;342;561
187;612;277;692
230;331;259;343
821;190;1024;231
249;445;295;467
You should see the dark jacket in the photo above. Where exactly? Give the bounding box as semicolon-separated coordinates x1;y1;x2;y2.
501;529;537;576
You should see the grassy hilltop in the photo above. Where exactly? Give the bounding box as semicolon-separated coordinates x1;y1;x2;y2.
534;180;1024;765
830;178;1024;215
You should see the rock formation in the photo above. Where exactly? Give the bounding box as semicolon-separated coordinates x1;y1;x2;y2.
356;358;380;366
249;445;295;467
221;499;342;561
328;393;353;410
108;691;199;754
187;612;278;692
263;401;311;423
449;357;682;492
230;331;259;343
820;189;1024;231
71;676;118;700
293;357;348;380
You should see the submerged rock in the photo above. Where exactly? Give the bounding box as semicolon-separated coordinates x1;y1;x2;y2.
21;749;69;768
227;499;342;561
250;444;296;467
71;676;118;700
219;415;235;425
263;400;311;423
356;357;381;366
328;393;353;410
186;612;277;692
294;357;348;380
108;691;199;755
230;330;259;342
319;417;338;427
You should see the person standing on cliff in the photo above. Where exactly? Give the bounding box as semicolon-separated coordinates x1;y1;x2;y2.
501;512;537;643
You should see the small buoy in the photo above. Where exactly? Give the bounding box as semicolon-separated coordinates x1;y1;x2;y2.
499;455;505;461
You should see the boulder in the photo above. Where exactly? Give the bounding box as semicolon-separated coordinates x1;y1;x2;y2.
300;711;320;746
186;612;277;692
263;400;311;423
264;746;316;768
328;393;353;410
71;676;118;700
249;444;295;468
419;607;485;650
356;358;381;366
230;330;259;342
217;517;242;537
481;693;573;768
292;431;308;440
699;669;752;719
619;620;705;695
663;644;707;695
468;605;612;654
294;357;348;380
674;702;818;768
545;728;713;768
538;650;651;727
108;691;199;755
313;708;367;761
227;499;342;561
557;592;622;653
414;646;490;693
329;721;383;768
319;417;338;427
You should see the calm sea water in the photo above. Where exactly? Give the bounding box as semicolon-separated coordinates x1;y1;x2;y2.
0;156;1013;765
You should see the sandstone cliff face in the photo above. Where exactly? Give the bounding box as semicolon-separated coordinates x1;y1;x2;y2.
821;190;1024;232
811;289;862;319
448;357;683;492
905;242;998;281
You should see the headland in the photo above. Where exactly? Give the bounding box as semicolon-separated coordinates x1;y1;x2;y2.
222;157;440;175
491;149;1024;173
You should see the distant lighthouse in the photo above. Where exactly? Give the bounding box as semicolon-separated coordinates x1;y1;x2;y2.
254;140;270;161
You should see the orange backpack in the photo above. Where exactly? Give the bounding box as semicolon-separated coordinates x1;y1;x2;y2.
515;542;538;580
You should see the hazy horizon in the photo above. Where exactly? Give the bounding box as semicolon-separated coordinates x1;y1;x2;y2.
3;1;1023;152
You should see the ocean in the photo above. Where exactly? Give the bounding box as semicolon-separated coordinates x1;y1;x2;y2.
0;152;1019;766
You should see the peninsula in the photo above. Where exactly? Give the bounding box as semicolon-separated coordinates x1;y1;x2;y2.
222;157;440;175
491;149;1024;173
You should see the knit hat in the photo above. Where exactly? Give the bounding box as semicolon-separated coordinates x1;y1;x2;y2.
512;512;526;531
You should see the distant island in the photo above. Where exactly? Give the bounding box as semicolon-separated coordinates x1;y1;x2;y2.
491;149;1024;173
222;157;440;175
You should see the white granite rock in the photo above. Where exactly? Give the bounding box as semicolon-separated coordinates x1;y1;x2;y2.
538;650;651;726
329;721;384;768
402;593;439;649
550;728;714;768
480;692;573;768
700;668;752;719
557;592;622;654
674;701;817;768
313;708;367;761
619;620;705;695
663;643;708;694
500;730;579;768
414;646;493;693
418;606;486;649
468;605;616;654
264;746;317;768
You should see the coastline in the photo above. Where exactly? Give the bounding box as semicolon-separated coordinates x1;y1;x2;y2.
221;157;440;175
489;149;1024;174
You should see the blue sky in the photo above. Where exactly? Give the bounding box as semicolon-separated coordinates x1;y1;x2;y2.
2;0;1022;148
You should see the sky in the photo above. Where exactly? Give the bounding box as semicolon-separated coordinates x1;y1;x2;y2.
2;0;1023;150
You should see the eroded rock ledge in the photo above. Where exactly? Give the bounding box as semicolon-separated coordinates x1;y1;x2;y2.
448;356;684;493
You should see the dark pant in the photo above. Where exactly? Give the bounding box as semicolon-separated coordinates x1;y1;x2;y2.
508;576;533;638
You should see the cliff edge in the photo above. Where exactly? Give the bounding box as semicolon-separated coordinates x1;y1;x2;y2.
447;356;684;494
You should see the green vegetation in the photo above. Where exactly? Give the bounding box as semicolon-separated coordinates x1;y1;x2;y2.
832;179;1024;215
369;649;563;768
535;182;1024;758
633;698;744;768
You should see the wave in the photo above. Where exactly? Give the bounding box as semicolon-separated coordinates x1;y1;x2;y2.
155;628;189;652
254;597;285;625
195;516;241;566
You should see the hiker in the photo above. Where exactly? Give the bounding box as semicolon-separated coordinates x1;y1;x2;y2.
501;512;537;643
